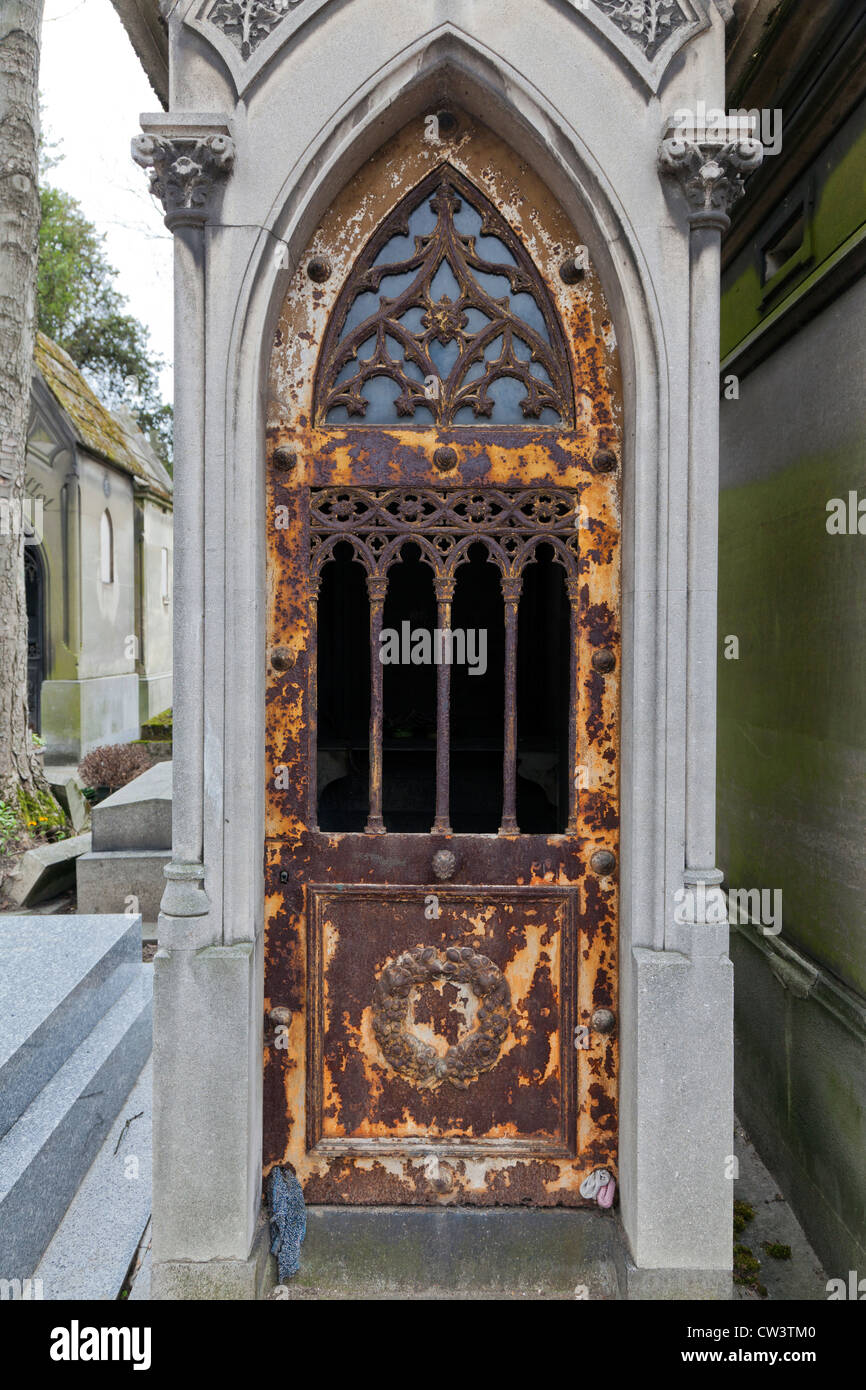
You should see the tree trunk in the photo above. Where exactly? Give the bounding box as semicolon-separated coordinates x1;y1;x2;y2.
0;0;45;807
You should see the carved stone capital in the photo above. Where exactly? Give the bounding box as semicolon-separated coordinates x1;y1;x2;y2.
131;133;235;229
658;134;763;231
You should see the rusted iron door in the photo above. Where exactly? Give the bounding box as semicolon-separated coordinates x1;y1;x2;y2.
264;115;621;1206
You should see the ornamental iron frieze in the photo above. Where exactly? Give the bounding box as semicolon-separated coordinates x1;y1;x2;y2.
372;945;512;1089
309;486;582;585
314;169;574;428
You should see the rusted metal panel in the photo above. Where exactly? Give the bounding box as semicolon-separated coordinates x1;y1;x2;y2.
264;111;620;1207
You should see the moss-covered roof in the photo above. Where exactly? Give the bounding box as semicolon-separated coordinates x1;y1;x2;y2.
34;333;172;503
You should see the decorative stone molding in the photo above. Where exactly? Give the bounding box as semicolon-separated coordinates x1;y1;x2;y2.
132;131;235;229
181;2;712;98
658;130;764;230
204;0;296;59
591;0;686;61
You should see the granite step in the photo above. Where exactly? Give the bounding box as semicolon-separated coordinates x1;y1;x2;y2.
0;965;152;1280
0;915;141;1139
34;1057;152;1300
274;1206;621;1299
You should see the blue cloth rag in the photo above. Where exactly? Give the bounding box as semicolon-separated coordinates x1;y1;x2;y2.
268;1166;307;1282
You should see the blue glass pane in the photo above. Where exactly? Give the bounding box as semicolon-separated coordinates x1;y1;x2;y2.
463;308;491;334
473;269;513;301
510;292;549;341
375;269;418;301
397;307;426;334
342;291;380;336
429;260;461;301
476;232;518;267
402;358;426;383
360;375;404;415
428;337;461;379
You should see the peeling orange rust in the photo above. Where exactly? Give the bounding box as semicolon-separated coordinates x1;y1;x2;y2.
263;112;620;1207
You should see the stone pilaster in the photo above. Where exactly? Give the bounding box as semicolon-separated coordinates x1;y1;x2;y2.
659;125;762;917
132;118;268;1300
132;121;235;931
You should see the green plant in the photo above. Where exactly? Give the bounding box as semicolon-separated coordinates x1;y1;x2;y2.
762;1242;792;1260
733;1243;767;1298
733;1200;755;1235
0;800;19;853
140;708;173;743
16;786;68;839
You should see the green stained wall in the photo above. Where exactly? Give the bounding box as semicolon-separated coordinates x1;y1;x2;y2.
719;444;866;996
722;107;866;362
719;92;866;1279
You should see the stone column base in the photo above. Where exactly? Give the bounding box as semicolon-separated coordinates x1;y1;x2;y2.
152;1213;272;1300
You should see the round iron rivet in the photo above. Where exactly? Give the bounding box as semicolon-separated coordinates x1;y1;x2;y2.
591;1007;616;1035
436;109;458;136
591;648;616;674
269;1006;292;1026
433;446;458;473
590;848;616;876
560;256;584;285
307;255;331;283
592;448;617;473
271;646;295;673
273;447;297;472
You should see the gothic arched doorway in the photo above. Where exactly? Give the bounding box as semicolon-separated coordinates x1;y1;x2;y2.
264;113;621;1206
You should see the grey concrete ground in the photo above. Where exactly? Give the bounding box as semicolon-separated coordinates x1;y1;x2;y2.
733;1119;828;1300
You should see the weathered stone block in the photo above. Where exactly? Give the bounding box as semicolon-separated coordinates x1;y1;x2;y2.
5;832;92;908
76;849;170;925
91;761;172;852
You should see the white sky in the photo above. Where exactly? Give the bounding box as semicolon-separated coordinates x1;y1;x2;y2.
40;0;173;400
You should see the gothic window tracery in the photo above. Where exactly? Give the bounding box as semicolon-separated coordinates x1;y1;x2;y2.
315;168;574;428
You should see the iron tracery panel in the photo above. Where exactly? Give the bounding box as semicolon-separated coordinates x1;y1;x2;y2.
314;168;575;428
309;485;581;583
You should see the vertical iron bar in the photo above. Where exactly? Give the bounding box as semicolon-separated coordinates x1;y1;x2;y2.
366;573;388;833
308;576;320;830
566;577;580;835
499;574;522;834
432;575;456;834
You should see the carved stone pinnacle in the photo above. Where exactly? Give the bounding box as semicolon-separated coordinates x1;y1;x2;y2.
131;133;235;229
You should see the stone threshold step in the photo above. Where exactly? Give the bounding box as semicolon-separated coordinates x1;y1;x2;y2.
0;965;153;1279
35;1057;152;1300
0;915;141;1138
276;1206;622;1300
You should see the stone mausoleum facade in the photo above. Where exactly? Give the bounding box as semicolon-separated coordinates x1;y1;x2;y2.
26;334;173;762
113;0;764;1298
